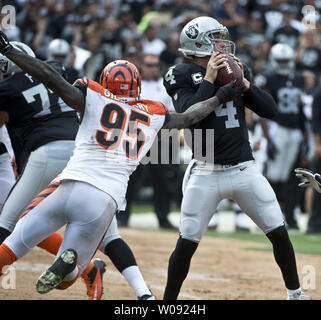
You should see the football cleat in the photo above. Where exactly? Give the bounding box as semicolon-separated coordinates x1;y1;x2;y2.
36;248;77;294
82;258;106;300
287;290;310;300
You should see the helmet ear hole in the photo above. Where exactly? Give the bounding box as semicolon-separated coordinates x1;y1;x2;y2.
196;43;202;48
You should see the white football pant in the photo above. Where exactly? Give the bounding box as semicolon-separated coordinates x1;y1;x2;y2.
180;160;284;242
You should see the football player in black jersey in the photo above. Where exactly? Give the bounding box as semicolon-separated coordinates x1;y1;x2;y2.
262;43;308;231
162;16;309;300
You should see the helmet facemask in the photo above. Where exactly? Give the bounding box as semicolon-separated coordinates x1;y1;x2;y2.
272;58;295;76
207;31;235;55
47;39;71;66
0;55;9;78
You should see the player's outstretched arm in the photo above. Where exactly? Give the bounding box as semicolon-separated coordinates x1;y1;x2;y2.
0;31;85;112
164;79;245;129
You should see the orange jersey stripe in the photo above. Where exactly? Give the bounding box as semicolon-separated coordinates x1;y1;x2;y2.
19;181;61;220
87;80;104;95
128;100;167;116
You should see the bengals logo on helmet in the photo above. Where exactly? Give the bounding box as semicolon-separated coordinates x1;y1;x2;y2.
100;60;141;100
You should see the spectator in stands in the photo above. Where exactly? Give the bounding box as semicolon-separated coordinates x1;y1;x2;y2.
140;23;166;56
159;30;182;75
270;2;304;49
82;24;111;81
212;0;246;41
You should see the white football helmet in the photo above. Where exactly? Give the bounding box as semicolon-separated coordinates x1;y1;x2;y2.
179;16;235;58
269;43;295;76
47;39;71;66
0;41;35;77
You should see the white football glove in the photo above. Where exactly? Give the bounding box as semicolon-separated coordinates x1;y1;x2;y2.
294;168;321;193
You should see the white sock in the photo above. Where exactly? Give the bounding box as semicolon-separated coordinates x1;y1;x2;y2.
121;265;151;297
63;266;79;282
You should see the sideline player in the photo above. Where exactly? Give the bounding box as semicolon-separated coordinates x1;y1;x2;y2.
0;30;244;295
162;16;309;300
262;43;307;230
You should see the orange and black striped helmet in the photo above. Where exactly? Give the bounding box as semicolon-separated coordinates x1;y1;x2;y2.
100;60;141;100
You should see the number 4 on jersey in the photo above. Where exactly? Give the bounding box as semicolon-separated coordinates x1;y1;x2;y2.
165;66;176;85
214;101;240;129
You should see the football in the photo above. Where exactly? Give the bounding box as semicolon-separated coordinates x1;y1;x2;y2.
215;55;242;88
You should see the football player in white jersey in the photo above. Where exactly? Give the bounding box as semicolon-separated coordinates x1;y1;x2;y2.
0;30;244;295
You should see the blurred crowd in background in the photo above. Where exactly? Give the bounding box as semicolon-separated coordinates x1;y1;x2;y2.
1;0;321;231
1;0;320;83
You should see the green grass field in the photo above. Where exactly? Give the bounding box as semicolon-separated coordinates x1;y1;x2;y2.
206;231;321;256
131;205;321;256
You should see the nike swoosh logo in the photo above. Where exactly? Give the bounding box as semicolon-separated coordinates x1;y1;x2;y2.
240;166;247;171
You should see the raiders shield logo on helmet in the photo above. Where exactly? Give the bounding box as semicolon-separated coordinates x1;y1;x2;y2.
185;24;198;39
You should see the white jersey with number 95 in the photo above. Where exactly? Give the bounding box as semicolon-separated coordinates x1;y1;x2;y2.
58;79;167;210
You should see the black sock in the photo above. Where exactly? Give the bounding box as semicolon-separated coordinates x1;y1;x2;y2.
266;225;300;290
163;236;198;300
104;238;137;273
0;227;11;244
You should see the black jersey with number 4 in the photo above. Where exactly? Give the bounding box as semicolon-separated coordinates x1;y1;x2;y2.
0;71;79;153
163;61;276;165
264;73;305;129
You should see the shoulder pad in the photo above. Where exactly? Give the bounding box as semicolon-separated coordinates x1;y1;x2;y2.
130;100;167;116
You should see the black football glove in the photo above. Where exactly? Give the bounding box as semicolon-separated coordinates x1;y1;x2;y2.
267;138;278;160
215;78;246;104
0;30;13;55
